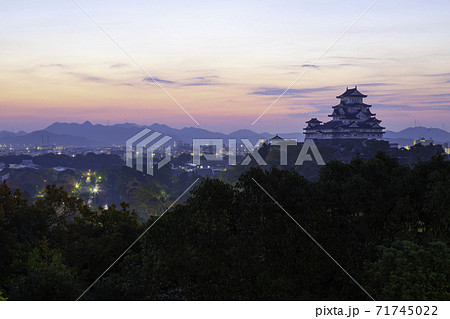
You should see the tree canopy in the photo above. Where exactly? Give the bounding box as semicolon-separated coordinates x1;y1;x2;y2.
0;152;449;300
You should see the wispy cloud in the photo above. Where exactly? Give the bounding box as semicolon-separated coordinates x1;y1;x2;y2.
40;64;64;68
271;63;320;71
421;100;450;105
301;64;319;69
250;86;337;97
422;72;450;77
67;72;107;83
143;77;176;84
191;76;219;80
279;61;367;71
288;111;320;118
375;104;423;111
250;83;389;97
333;63;356;67
327;56;381;62
359;82;391;87
419;73;450;84
183;75;222;86
184;82;219;86
110;63;129;69
429;93;450;98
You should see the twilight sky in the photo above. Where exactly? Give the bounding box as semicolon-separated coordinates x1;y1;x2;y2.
1;0;450;134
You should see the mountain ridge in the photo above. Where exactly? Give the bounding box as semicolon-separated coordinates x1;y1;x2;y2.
385;126;450;145
0;130;103;147
1;123;449;147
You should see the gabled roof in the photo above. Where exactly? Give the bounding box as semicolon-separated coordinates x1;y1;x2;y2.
328;111;338;117
305;119;385;130
332;102;372;109
306;118;322;123
361;109;376;116
320;121;344;129
363;118;382;124
336;86;367;98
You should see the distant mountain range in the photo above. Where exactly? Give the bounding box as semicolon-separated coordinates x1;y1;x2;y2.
0;122;449;147
0;129;100;147
384;126;450;146
0;121;301;147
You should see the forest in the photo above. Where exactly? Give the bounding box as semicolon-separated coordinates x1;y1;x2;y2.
0;152;449;300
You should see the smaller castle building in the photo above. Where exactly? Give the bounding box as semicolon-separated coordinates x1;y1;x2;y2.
304;87;384;140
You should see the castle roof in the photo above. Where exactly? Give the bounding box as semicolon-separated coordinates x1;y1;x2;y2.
306;118;322;123
309;119;385;130
336;86;367;98
333;102;372;108
361;109;376;116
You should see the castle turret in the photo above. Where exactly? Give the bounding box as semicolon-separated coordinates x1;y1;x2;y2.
304;87;385;141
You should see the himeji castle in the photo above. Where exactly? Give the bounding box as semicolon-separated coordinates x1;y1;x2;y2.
304;87;385;141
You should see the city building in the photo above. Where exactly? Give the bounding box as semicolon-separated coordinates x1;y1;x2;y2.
413;137;434;146
269;135;283;145
194;167;215;177
389;143;400;149
304;87;385;141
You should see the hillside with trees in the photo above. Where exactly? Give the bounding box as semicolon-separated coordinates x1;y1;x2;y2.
0;152;449;300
